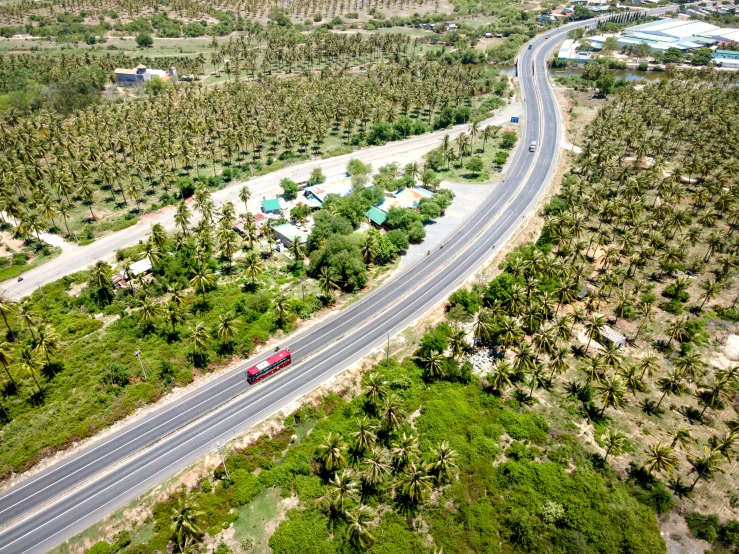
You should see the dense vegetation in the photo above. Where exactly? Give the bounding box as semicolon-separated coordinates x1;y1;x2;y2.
0;58;492;241
454;69;739;508
68;67;739;554
78;351;666;554
0;155;456;476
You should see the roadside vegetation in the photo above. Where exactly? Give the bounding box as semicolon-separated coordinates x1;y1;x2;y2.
58;66;739;554
71;351;666;554
422;118;518;182
0;156;456;477
69;66;739;554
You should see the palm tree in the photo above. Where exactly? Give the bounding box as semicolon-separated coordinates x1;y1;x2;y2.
472;308;492;346
699;278;722;310
167;283;186;306
666;425;692;450
398;462;432;504
637;351;661;379
601;429;627;463
189;265;216;303
318;432;347;473
290;239;304;270
688;446;725;490
174;202;191;235
675;351;704;382
619;365;646;396
138;297;161;330
656;368;686;409
325;469;359;514
362;447;391;489
317;266;340;300
187;321;210;362
710;431;737;463
643;443;678;478
142;240;161;269
486;360;513;394
583;313;606;354
170;494;205;552
16;305;38;340
390;433;420;472
350;417;377;455
595;374;626;418
380;394;403;433
0;295;16;340
88;261;112;303
346;505;376;549
426;441;458;484
666;316;690;348
448;326;468;359
527;363;546;400
243;251;263;287
150;223;168;249
17;347;43;395
163;301;184;334
360;231;377;264
417;351;445;380
581;354;605;385
239;185;251;212
34;324;61;371
364;372;387;407
217;311;240;350
697;375;731;419
481;125;498;152
273;294;289;328
0;342;17;388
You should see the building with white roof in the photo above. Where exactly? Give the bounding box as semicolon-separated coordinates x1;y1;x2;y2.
620;18;737;52
114;65;173;87
272;223;309;248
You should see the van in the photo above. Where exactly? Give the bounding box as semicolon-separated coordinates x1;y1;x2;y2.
529;141;537;152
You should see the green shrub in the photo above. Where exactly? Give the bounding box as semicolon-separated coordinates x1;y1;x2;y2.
499;410;549;443
231;469;261;505
269;509;335;554
85;541;113;554
686;512;721;543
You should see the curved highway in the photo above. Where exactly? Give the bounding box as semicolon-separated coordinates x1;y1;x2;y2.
0;16;620;552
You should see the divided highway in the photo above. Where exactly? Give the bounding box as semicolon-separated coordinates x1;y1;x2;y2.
0;24;572;554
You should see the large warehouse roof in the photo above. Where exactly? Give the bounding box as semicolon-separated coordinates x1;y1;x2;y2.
625;19;720;39
621;17;738;52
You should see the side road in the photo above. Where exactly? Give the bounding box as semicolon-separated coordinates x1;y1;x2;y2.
0;102;522;300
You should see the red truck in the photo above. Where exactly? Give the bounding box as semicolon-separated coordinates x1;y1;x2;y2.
246;349;291;384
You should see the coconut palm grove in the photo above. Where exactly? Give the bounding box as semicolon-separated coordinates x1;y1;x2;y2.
1;0;739;551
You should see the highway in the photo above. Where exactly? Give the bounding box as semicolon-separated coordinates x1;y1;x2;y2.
0;18;591;553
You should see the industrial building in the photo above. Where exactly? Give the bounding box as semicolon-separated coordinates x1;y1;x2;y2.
114;65;174;87
619;18;739;51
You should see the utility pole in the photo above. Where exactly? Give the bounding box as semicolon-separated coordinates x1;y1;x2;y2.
37;282;49;309
133;350;147;380
216;442;230;479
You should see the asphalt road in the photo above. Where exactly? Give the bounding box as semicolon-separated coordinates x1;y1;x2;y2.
0;12;671;551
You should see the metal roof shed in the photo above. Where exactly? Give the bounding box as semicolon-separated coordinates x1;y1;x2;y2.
261;198;282;214
273;223;308;247
366;207;388;227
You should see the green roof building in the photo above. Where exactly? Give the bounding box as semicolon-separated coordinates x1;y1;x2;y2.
261;198;282;214
366;206;387;227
